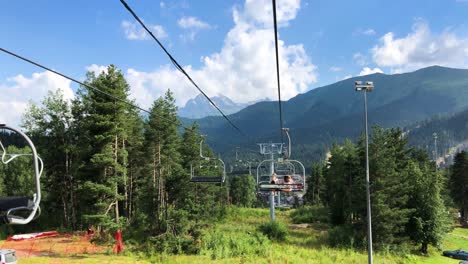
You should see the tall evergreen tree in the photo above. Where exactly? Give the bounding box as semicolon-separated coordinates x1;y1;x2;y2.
140;90;184;233
406;150;451;253
22;89;78;229
230;175;256;207
366;127;412;246
75;65;133;228
450;151;468;227
304;163;325;205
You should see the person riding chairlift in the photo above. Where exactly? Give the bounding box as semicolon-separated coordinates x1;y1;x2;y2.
270;173;278;196
283;175;294;192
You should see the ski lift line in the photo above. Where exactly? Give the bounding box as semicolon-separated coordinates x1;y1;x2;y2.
0;47;151;115
0;47;200;135
272;0;285;143
204;137;259;155
118;0;249;138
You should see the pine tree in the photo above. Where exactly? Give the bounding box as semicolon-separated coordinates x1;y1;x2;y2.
366;127;412;246
22;89;78;229
450;151;468;227
140;90;184;233
325;140;363;225
75;65;133;228
406;151;451;254
230;175;256;207
304;163;325;205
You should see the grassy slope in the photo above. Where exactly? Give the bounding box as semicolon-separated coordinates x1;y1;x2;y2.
18;207;468;263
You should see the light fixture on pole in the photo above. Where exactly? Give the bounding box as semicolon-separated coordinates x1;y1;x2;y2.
354;80;374;264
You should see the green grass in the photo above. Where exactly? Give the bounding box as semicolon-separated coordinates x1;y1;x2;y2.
16;208;468;263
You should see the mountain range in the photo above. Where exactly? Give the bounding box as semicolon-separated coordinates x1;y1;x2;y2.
181;66;468;162
178;94;253;119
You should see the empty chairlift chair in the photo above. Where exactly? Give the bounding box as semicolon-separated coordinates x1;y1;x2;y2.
190;137;226;183
0;124;42;225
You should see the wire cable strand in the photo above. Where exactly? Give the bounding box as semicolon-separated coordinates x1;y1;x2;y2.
0;47;152;115
118;0;248;138
0;47;255;153
272;0;285;143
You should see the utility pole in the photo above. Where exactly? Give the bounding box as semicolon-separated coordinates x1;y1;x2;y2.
355;81;374;264
433;133;438;171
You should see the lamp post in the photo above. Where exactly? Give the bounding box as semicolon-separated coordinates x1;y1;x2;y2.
355;81;374;264
433;132;438;172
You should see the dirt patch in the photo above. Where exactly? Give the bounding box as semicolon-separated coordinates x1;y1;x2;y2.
289;223;310;229
0;233;106;258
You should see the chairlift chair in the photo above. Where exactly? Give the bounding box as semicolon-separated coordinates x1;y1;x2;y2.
256;129;306;193
256;159;305;192
190;137;225;183
0;124;42;225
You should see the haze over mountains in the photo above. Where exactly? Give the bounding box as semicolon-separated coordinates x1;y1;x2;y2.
182;66;468;161
178;94;258;119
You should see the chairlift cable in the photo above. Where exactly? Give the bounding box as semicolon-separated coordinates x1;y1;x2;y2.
118;0;248;138
272;0;285;143
0;47;152;115
0;47;200;134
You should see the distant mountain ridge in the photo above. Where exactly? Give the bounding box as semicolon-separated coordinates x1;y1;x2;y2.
178;94;252;119
182;66;468;162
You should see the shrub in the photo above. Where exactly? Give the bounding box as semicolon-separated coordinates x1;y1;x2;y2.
258;221;287;241
327;225;365;248
291;206;329;224
145;233;196;255
200;229;270;259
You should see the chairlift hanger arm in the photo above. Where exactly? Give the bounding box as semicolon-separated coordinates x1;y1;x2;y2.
0;125;42;225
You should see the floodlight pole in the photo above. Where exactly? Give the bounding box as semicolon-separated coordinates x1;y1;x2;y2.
433;133;438;172
355;81;374;264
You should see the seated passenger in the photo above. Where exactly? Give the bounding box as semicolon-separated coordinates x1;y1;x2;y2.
283;175;294;192
270;173;278;184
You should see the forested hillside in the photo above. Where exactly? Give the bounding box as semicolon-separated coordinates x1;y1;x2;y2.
2;66;228;238
185;66;468;162
406;108;468;163
0;65;466;263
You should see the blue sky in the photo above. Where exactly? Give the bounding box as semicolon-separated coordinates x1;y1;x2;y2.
2;0;468;125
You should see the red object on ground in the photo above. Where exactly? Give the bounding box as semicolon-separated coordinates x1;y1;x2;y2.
113;229;123;254
7;231;59;241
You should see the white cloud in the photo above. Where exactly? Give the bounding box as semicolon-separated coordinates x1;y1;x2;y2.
363;29;376;35
329;66;342;72
178;16;211;30
178;16;211;41
372;21;468;72
86;64;108;76
237;0;301;27
121;20;167;40
359;67;384;76
353;52;368;66
127;0;316;108
354;28;376;36
0;72;74;127
342;75;352;80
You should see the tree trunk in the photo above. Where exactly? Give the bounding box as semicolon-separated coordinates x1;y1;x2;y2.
114;135;120;223
122;137;128;218
421;242;428;254
463;207;468;227
129;165;133;221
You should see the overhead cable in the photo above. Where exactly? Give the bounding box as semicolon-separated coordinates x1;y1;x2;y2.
271;0;285;143
0;47;152;115
118;0;248;138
